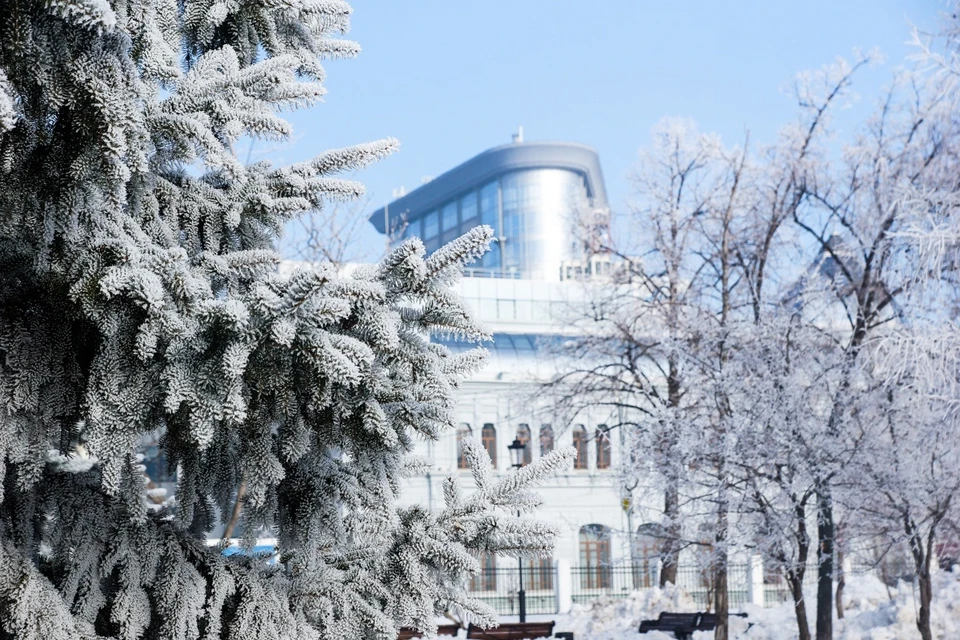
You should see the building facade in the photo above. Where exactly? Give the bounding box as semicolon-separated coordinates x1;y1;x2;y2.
370;140;645;604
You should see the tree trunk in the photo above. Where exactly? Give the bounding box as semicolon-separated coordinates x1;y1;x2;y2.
791;493;812;640
835;547;845;620
660;361;682;588
917;568;933;640
714;496;729;640
788;569;811;640
660;480;680;586
222;480;247;540
907;519;939;640
714;557;728;640
815;484;834;640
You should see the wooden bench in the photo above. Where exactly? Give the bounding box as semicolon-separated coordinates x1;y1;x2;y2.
639;612;701;640
696;612;748;631
467;621;556;639
639;611;748;639
397;624;460;639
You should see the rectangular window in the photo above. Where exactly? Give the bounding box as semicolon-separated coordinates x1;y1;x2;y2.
479;182;498;231
440;201;458;244
481;424;497;468
423;210;439;239
572;426;588;470
460;191;479;229
479;182;500;270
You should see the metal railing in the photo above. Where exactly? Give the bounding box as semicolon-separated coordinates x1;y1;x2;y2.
467;566;557;616
465;561;883;615
567;564;751;609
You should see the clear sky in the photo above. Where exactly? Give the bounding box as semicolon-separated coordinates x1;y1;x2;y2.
275;0;947;261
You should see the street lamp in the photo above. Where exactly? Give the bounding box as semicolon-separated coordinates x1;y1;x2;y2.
507;437;527;623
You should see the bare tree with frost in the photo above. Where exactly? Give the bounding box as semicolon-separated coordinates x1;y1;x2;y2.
0;2;574;638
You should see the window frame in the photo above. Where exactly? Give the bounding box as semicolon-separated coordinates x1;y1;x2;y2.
481;423;497;468
572;424;588;470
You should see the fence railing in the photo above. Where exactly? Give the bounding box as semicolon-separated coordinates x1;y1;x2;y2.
566;564;751;609
465;560;883;616
467;566;557;616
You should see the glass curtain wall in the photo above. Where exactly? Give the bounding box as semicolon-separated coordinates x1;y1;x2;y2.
397;169;588;279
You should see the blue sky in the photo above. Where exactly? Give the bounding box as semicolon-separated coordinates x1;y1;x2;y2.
276;0;946;261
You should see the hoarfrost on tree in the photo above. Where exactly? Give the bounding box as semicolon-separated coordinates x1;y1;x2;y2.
0;1;573;638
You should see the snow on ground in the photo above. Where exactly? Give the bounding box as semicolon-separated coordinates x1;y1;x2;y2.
552;569;960;640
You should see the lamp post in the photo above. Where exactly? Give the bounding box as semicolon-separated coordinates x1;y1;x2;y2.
507;437;527;623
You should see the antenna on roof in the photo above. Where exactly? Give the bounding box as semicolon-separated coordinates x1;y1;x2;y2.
512;126;524;144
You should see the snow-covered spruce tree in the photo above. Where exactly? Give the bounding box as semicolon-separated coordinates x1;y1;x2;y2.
0;2;574;639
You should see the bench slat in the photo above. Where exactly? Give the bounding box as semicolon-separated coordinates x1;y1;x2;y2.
467;621;555;639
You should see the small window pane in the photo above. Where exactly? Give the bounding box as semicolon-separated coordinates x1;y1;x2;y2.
441;201;458;233
479;182;498;232
460;191;479;227
424;210;439;239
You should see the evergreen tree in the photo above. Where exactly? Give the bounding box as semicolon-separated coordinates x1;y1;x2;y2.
0;1;573;638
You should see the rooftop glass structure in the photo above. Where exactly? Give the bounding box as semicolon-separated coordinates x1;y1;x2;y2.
369;141;609;281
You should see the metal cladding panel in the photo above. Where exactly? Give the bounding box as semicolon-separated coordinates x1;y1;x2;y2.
369;141;607;233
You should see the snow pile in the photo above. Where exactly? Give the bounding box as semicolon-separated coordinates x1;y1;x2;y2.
555;585;700;639
554;570;960;640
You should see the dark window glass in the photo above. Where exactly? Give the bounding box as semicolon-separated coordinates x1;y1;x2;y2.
516;424;532;466
481;423;497;467
539;425;554;456
572;425;588;469
596;426;611;469
457;423;472;469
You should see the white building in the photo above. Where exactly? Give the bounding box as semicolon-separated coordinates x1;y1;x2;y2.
369;140;657;613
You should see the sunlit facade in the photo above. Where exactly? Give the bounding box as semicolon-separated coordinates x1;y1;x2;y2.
370;141;610;281
370;140;636;583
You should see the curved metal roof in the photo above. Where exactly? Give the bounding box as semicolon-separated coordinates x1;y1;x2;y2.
369;141;607;234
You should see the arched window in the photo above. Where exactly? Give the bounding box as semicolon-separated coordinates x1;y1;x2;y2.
596;426;611;470
469;552;497;592
539;424;554;456
579;524;612;588
634;523;666;588
572;425;588;470
516;424;532;466
481;423;497;467
456;423;472;469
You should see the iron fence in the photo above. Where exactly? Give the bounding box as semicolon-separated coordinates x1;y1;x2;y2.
670;564;750;610
568;563;663;604
466;566;557;616
466;562;882;615
760;556;899;607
